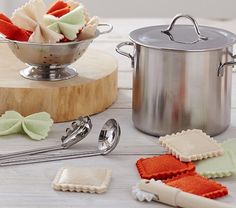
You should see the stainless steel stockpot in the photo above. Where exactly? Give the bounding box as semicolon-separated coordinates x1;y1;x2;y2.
116;14;236;136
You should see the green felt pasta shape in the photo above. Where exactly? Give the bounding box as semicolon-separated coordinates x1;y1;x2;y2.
0;111;53;140
44;5;87;40
196;139;236;178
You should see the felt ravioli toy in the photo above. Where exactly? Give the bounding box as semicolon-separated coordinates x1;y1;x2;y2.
196;139;236;178
165;172;228;199
159;129;224;162
136;155;195;180
0;111;53;140
52;167;112;193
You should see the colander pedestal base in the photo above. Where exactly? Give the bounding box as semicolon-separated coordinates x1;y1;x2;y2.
20;66;78;81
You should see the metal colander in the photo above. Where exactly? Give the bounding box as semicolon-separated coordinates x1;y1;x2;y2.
1;23;113;81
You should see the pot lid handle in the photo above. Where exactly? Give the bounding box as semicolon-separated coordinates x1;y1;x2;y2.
162;14;208;43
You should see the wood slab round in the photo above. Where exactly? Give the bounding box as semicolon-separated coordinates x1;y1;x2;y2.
0;44;118;122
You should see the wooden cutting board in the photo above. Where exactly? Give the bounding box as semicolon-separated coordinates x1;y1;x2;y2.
0;44;118;122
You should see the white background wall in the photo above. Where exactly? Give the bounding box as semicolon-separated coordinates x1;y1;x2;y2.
0;0;236;19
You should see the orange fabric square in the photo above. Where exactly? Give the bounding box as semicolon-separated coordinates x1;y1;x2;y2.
165;172;228;199
136;155;195;180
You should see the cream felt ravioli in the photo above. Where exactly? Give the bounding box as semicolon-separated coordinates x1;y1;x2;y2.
0;111;53;140
159;129;224;162
52;167;112;193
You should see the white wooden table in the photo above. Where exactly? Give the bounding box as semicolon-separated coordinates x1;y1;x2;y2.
0;18;236;207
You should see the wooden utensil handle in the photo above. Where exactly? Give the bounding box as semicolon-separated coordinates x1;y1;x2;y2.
177;191;234;208
139;179;234;208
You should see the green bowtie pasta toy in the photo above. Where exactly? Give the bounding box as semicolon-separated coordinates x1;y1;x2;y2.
0;111;53;140
44;5;87;40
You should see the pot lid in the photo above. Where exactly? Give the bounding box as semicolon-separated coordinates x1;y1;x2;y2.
129;14;236;51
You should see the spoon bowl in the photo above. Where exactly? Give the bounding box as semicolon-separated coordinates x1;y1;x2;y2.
98;119;121;155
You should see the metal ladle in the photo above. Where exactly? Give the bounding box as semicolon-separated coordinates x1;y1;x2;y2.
0;119;121;166
0;116;92;161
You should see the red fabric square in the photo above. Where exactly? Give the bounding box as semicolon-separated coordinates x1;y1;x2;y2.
136;155;195;180
165;172;228;199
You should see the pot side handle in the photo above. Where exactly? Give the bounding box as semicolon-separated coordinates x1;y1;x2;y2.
218;60;236;76
116;41;134;67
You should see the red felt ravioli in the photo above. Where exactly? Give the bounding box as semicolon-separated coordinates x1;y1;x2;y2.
165;172;228;199
136;155;195;180
47;0;70;17
0;13;31;41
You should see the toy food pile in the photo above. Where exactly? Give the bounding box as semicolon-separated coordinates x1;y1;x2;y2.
136;129;236;200
0;0;99;43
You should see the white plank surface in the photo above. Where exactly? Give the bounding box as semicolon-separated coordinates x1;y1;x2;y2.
0;18;236;207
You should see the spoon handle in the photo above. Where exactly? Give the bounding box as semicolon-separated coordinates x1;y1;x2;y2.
0;145;64;161
0;151;102;166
